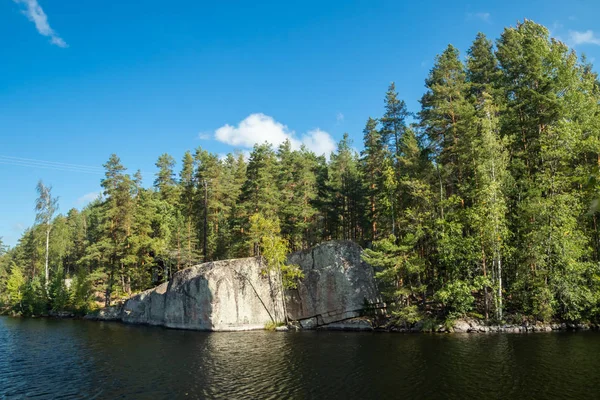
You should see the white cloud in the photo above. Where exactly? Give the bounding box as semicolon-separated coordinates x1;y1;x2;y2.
568;30;600;46
467;12;491;23
198;132;212;140
14;0;67;48
76;192;100;206
336;112;344;123
213;113;336;157
301;129;337;157
215;113;293;148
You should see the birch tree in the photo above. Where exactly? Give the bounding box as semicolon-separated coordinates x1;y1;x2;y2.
35;180;58;288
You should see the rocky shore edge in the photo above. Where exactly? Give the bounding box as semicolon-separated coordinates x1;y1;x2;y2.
276;316;600;333
8;310;600;335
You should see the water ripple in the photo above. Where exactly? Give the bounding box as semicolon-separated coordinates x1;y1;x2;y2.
1;317;600;399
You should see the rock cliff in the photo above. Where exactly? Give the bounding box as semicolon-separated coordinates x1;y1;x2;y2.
86;241;380;331
88;258;285;331
286;241;381;328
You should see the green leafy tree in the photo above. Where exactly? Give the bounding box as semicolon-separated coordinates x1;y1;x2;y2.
35;180;59;288
6;265;25;313
248;213;303;323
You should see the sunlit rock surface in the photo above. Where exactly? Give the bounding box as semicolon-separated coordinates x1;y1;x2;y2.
86;241;380;331
286;241;381;328
88;258;284;331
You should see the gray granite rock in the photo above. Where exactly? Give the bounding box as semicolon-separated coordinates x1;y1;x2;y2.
286;241;381;327
91;258;284;331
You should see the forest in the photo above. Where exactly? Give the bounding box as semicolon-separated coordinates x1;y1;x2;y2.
1;20;600;325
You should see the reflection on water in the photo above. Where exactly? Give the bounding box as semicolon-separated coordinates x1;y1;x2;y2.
1;316;599;399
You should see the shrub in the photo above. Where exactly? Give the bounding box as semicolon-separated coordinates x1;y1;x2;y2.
392;305;423;327
264;321;285;331
435;280;474;318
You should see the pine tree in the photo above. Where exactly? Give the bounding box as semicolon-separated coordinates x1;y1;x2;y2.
224;152;248;258
241;143;280;253
95;154;135;305
195;148;229;261
420;44;478;296
381;82;410;157
420;44;473;198
466;33;501;100
396;127;437;303
360;117;388;240
155;153;178;205
277;141;319;250
327;134;364;241
179;151;199;266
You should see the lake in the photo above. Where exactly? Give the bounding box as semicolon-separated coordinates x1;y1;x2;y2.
1;316;599;399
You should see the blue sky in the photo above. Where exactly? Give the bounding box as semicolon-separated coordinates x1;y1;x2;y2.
1;0;600;247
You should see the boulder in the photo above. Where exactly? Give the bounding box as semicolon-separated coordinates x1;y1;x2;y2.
453;319;471;333
122;282;168;326
161;259;284;331
86;241;381;332
286;241;381;328
84;304;123;321
318;318;374;331
94;258;284;331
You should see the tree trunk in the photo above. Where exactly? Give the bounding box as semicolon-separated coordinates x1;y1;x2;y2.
105;270;113;307
278;267;288;324
203;180;208;261
44;227;50;288
497;254;503;320
481;235;489;321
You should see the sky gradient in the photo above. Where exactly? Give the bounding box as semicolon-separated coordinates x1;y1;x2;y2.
2;0;600;246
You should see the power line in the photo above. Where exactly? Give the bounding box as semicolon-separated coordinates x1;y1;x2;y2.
0;155;154;178
0;160;104;175
0;155;105;171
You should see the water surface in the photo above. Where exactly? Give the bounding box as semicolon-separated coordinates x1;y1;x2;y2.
1;316;599;399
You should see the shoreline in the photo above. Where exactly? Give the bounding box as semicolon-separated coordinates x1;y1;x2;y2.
297;317;600;334
4;312;599;334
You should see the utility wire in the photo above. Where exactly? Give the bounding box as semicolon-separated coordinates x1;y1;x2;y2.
0;155;105;171
0;160;104;175
0;156;155;178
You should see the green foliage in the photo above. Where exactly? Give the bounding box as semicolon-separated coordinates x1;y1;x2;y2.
248;213;304;290
6;265;25;313
22;277;47;316
435;280;474;318
363;234;425;305
530;283;555;323
70;271;95;315
264;321;285;331
392;305;423;326
48;270;70;312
